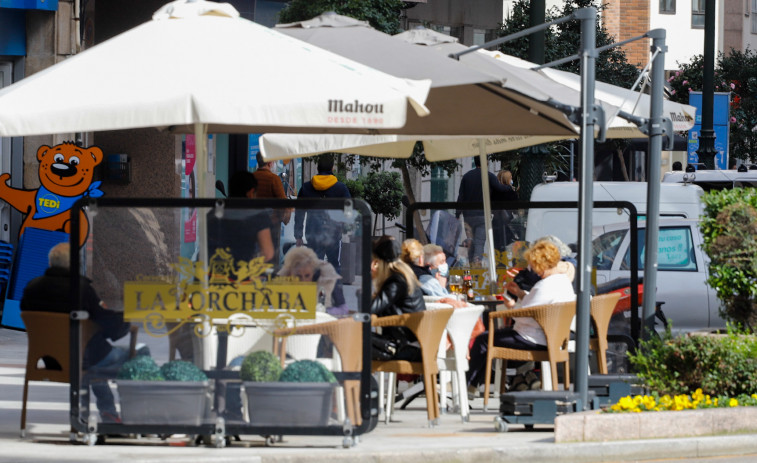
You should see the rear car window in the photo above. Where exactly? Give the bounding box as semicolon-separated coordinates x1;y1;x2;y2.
621;227;697;271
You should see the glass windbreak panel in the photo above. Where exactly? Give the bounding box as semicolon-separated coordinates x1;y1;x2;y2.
621;226;697;271
76;199;366;430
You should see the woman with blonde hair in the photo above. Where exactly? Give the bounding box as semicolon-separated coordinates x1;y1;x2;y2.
466;240;575;393
401;238;430;281
370;235;426;361
278;245;347;316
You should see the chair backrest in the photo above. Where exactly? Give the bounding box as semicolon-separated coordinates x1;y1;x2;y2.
590;293;622;337
528;301;577;358
403;308;454;373
22;311;97;383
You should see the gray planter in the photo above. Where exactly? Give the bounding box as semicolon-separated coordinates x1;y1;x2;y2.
116;380;211;425
243;382;336;427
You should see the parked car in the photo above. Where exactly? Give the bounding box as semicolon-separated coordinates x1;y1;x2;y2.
592;218;725;335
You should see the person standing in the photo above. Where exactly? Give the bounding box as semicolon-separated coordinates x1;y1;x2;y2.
294;154;350;272
492;169;519;251
252;153;291;264
455;157;508;265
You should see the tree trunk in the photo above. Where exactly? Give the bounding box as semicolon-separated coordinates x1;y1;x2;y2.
399;163;428;244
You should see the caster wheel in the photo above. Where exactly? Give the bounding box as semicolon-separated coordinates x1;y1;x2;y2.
85;433;98;446
214;435;226;448
524;424;535;431
264;435;276;447
493;417;509;433
342;436;354;448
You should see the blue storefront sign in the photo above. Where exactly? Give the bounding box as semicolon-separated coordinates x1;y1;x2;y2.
687;92;730;170
248;134;261;171
0;0;58;10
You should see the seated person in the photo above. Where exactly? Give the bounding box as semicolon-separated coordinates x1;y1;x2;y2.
278;245;348;317
20;242;132;423
208;171;275;266
466;241;575;395
418;244;468;308
370;236;426;361
401;238;429;281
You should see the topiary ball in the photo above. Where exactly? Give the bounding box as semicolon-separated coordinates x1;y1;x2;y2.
240;351;282;382
160;360;207;382
279;359;337;383
116;355;165;381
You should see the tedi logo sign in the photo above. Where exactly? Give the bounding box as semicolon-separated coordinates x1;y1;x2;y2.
328;99;384;114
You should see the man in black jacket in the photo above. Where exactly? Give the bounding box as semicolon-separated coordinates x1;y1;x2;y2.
455;157;509;264
21;242;131;423
294;154;351;272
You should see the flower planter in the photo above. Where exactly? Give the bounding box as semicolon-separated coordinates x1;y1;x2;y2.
116;380;212;425
555;406;757;442
243;382;337;427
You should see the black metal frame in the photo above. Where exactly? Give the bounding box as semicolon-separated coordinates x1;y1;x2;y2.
68;196;375;441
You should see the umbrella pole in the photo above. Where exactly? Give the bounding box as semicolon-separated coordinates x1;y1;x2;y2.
478;140;498;294
195;122;210;285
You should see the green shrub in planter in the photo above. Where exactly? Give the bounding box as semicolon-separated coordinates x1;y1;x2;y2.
160;360;207;382
279;359;337;383
117;355;165;381
629;324;757;397
240;351;282;382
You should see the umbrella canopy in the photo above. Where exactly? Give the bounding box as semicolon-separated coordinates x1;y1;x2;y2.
0;1;432;137
274;13;579;139
260;27;695;161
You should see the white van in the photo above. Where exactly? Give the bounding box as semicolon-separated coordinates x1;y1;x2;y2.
525;181;705;246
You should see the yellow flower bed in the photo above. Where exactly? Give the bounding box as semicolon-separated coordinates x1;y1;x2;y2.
607;389;757;413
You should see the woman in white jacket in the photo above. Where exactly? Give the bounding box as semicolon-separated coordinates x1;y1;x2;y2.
466;240;575;394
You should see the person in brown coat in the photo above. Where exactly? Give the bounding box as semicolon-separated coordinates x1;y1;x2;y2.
252;152;291;263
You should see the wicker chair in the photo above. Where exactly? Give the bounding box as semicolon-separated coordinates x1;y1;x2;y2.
274;316;363;426
371;308;453;426
589;293;622;374
483;301;576;410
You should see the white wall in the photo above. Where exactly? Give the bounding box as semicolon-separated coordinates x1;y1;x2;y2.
650;0;724;68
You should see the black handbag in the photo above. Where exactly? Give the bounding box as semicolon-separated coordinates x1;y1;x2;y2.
370;333;400;361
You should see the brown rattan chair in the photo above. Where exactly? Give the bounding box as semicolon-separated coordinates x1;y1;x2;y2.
20;311;98;437
371;308;454;426
274;316;363;425
483;301;576;409
589;293;622;375
20;311;137;437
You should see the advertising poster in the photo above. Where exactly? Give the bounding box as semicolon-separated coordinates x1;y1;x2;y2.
183;135;197;243
687;92;730;170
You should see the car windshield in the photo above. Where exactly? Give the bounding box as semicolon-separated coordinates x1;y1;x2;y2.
592;229;626;270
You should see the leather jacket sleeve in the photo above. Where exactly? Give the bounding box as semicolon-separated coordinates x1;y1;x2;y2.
370;277;406;318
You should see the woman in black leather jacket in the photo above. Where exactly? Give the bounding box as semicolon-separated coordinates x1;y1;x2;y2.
370;235;426;361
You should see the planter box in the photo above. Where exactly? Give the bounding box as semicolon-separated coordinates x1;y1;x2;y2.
555;406;757;442
243;382;336;427
116;380;211;425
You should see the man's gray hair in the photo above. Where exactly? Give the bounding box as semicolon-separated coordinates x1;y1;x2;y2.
48;242;71;269
422;243;444;267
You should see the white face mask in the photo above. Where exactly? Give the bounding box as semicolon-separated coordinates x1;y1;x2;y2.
436;262;449;277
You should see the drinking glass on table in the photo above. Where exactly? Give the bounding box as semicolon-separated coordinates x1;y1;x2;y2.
448;274;463;299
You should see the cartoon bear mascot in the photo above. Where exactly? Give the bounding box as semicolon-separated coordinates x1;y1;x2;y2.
0;142;104;247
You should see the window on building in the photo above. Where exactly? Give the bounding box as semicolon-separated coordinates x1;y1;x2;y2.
691;0;705;28
430;166;450;202
752;0;757;34
660;0;675;14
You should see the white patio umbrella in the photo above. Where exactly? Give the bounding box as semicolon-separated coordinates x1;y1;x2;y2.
0;0;435;197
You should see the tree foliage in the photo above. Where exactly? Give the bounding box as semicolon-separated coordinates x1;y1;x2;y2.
278;0;406;34
668;49;757;163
